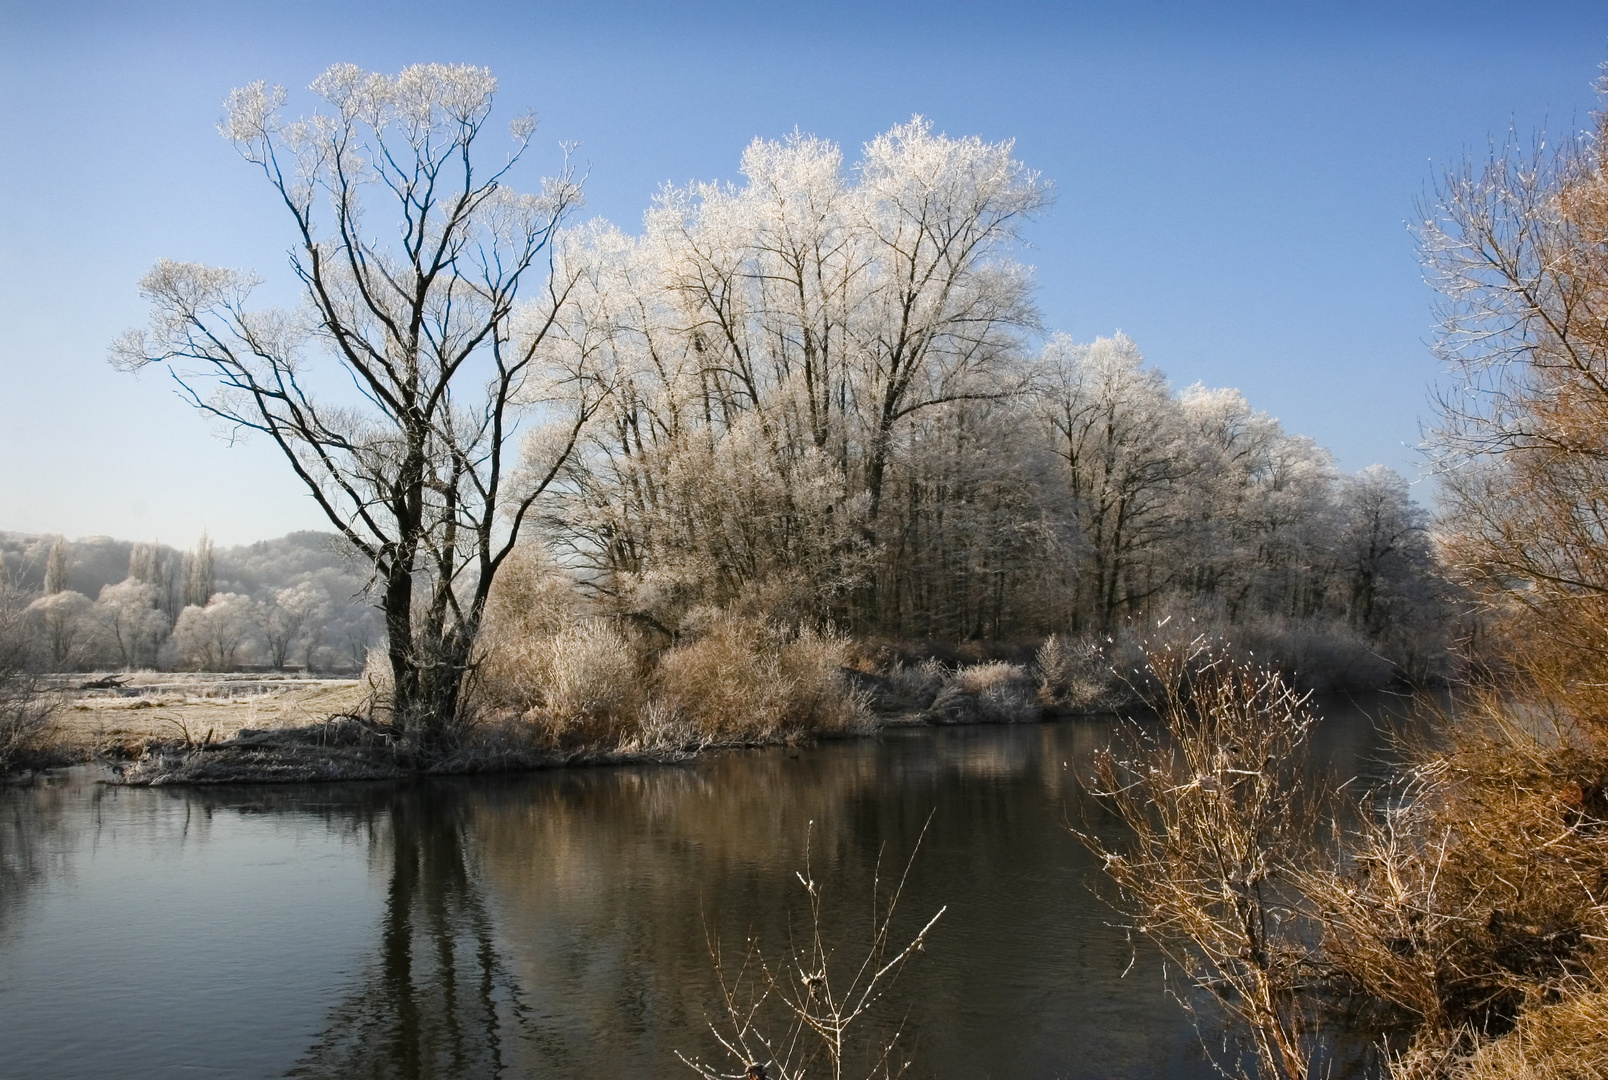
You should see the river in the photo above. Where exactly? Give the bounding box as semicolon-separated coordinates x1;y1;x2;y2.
0;698;1410;1079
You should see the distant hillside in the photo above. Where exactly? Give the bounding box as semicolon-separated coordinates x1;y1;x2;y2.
1;530;370;602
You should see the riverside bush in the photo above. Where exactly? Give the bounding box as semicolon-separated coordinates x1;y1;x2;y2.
1035;634;1116;710
928;661;1037;723
883;658;948;711
470;607;870;750
652;615;871;742
510;622;645;746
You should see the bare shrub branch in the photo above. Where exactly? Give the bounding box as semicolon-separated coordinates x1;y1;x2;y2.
679;820;944;1080
1074;638;1325;1080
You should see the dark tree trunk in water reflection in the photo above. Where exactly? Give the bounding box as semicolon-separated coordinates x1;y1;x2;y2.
290;784;529;1080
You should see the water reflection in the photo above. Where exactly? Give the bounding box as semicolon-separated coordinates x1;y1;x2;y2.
0;698;1412;1080
0;775;74;942
282;784;524;1079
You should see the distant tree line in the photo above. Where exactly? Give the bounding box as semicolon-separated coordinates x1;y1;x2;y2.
0;531;380;672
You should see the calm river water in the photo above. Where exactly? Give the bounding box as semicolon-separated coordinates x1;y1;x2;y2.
0;700;1409;1079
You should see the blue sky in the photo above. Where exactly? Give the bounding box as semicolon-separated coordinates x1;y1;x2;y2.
2;0;1605;544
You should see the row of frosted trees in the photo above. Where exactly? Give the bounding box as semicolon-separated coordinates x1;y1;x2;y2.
532;122;1443;668
19;535;361;672
102;93;1445;694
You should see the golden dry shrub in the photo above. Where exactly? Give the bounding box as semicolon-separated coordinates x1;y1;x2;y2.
1297;700;1608;1061
472;545;591;712
500;621;645;747
651;615;870;743
1075;644;1326;1080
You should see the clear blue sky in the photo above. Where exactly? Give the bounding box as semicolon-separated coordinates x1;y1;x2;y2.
2;0;1605;545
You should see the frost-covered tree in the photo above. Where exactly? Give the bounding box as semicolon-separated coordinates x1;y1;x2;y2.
849;120;1045;522
128;543;156;588
876;393;1066;637
1332;465;1435;639
25;590;93;670
1036;334;1190;632
172;593;258;671
43;538;68;596
540;120;1045;630
1175;386;1338;620
113;65;612;755
129;541;180;620
0;581;51;770
256;581;329;670
182;532;215;609
526;115;1446;653
93;579;169;668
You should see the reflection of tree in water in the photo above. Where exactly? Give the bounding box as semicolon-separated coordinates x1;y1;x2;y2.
0;778;73;942
289;782;538;1080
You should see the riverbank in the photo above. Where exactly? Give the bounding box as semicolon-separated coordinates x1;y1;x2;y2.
25;662;1061;785
1;663;1040;785
4;615;1426;786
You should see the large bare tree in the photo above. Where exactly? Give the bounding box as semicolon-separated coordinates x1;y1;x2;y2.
113;64;609;757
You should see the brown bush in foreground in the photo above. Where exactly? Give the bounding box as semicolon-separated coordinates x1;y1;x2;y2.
1075;640;1325;1080
1081;641;1608;1080
1295;699;1608;1076
1307;712;1607;1023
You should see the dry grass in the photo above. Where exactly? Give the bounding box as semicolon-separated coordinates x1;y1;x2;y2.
471;610;872;751
1400;983;1608;1080
43;675;371;758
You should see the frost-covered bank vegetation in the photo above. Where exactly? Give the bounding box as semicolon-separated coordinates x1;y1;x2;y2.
454;112;1449;743
532;137;1447;687
28;59;1448;782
